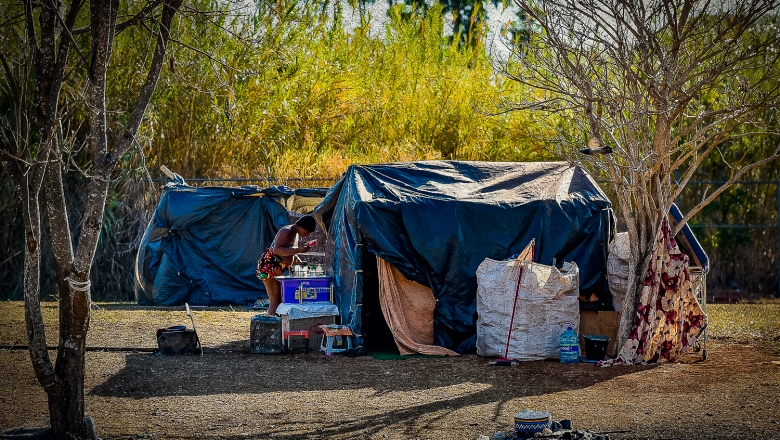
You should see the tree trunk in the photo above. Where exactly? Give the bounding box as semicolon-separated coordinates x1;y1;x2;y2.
2;0;181;436
44;163;91;439
615;256;638;351
43;0;180;434
39;144;104;440
615;192;663;356
21;184;56;391
48;370;89;440
613;176;663;353
615;248;655;352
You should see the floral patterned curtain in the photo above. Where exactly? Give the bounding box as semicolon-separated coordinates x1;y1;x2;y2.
613;219;708;364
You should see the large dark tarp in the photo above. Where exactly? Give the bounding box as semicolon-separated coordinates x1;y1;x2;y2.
314;161;614;354
135;183;328;306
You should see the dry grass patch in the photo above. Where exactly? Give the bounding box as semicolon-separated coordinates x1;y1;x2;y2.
0;302;258;350
706;301;780;344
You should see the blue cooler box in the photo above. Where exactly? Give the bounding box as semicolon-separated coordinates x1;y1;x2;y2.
276;276;331;303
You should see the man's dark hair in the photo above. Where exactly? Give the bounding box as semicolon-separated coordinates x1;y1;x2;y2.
295;215;316;232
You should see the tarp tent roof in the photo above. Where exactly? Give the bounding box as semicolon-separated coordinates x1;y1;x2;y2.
135;182;329;306
314;161;615;354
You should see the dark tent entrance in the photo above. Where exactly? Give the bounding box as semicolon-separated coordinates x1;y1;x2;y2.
358;249;398;353
356;246;457;356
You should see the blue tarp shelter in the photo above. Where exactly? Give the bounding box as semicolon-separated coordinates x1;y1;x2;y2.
135;181;329;306
314;161;615;354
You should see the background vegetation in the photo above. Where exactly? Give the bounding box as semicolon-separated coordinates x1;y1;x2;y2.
1;0;777;301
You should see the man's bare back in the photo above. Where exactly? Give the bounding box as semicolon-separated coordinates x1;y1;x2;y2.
257;215;317;315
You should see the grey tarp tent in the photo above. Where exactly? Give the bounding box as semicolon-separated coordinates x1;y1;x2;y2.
314;161;615;354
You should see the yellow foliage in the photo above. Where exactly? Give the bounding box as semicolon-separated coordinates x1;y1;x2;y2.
123;2;558;180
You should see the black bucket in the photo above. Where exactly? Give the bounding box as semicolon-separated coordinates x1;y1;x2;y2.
156;325;186;339
584;335;610;361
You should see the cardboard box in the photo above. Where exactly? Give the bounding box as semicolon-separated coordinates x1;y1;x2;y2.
281;315;336;351
579;311;621;357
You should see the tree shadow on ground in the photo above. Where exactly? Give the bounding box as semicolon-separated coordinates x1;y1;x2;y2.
90;347;654;438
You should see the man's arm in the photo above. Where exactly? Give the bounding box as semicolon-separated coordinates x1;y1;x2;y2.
272;228;305;257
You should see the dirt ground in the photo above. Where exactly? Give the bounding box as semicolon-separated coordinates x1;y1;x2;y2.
1;302;779;440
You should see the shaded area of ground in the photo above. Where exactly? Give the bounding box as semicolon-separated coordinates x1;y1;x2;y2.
2;343;779;439
1;302;779;439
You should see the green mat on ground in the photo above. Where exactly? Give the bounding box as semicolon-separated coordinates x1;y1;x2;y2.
369;350;448;360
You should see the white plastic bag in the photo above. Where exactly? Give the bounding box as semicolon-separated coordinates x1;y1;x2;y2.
476;255;580;361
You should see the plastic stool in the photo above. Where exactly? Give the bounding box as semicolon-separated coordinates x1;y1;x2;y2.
283;330;309;354
318;325;353;356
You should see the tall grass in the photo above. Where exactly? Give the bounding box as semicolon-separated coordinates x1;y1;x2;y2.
131;2;556;179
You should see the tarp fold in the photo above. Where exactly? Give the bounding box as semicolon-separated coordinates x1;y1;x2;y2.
377;257;459;356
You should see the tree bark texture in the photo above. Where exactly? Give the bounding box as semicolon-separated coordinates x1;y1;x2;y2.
21;175;57;392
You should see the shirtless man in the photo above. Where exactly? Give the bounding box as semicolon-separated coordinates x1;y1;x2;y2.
256;215;317;315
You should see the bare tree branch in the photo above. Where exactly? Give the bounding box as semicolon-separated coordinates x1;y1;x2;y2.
115;0;164;34
673;148;780;235
109;0;184;165
499;0;780;357
46;0;89;72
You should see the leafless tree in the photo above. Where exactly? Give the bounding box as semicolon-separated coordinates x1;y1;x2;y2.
494;0;780;350
0;0;181;437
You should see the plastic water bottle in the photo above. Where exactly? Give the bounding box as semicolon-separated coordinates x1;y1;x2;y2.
560;325;580;364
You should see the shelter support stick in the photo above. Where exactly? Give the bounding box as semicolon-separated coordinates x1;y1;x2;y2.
504;265;525;359
503;239;536;359
185;303;203;357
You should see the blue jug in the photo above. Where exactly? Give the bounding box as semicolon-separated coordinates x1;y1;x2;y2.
560;325;580;364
